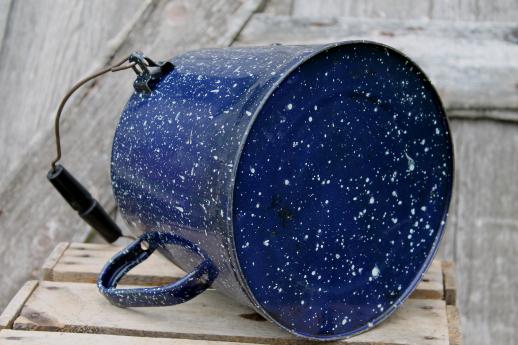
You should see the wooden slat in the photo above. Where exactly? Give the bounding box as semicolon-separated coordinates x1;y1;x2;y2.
0;330;260;345
50;243;185;285
410;260;444;300
42;243;445;301
13;281;448;345
40;243;70;281
0;0;264;312
235;14;518;117
446;306;463;345
441;261;457;306
0;281;38;330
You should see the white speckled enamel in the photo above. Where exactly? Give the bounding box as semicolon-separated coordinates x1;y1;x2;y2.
111;41;453;340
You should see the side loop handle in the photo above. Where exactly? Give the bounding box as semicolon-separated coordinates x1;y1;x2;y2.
97;231;218;307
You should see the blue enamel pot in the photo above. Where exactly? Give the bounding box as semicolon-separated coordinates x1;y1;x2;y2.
98;41;454;340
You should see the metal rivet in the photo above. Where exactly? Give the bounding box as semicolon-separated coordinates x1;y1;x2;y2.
140;240;150;251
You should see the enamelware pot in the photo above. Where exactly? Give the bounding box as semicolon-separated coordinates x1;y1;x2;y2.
97;41;454;340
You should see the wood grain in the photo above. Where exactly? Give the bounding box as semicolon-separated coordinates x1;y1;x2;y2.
441;261;457;306
50;243;185;285
262;0;293;15
0;0;150;311
41;243;445;301
0;0;149;188
0;281;38;330
0;0;264;312
291;0;518;22
13;281;449;345
0;0;12;53
40;242;70;281
235;15;518;116
292;0;433;20
410;260;444;300
0;330;261;345
446;306;463;345
445;119;518;345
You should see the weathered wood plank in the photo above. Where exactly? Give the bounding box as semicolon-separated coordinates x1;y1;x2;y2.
410;260;444;300
447;109;518;123
430;0;518;22
13;281;449;344
40;242;70;281
446;306;463;345
292;0;432;20
0;0;264;312
42;242;445;300
0;281;38;330
50;243;185;285
0;0;151;311
235;15;518;116
291;0;518;22
0;0;12;53
261;0;293;15
0;0;150;188
0;330;261;345
441;261;457;306
445;119;518;345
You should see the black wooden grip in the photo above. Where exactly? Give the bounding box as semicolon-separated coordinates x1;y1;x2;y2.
47;164;122;243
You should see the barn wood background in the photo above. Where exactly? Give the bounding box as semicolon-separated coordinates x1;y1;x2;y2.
0;0;516;344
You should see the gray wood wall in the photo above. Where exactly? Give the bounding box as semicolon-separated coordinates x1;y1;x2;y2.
0;0;517;344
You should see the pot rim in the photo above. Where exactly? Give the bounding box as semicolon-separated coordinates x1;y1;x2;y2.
227;39;455;341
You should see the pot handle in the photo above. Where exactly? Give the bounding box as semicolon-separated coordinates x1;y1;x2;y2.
97;231;218;307
47;52;173;243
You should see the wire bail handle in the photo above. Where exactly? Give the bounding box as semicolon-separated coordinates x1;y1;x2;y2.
51;52;173;170
47;52;173;243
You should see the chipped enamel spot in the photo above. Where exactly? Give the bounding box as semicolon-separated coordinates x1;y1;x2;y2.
372;265;380;278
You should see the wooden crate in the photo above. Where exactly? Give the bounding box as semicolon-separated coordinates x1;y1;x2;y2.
0;242;462;344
